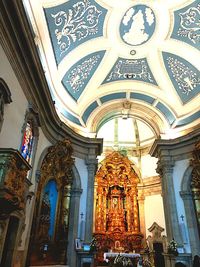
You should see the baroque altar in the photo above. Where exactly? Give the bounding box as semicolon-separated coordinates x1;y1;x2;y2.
93;152;143;264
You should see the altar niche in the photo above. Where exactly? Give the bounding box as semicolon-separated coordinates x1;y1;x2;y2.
27;139;74;266
93;151;143;264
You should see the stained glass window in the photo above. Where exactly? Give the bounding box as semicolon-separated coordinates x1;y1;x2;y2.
21;121;34;163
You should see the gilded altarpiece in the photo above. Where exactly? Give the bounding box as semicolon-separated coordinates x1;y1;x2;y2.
28;139;74;266
94;152;143;263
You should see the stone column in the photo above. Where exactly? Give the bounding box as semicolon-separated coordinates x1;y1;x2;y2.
138;194;146;241
67;188;82;267
157;159;182;245
85;158;98;242
180;191;200;256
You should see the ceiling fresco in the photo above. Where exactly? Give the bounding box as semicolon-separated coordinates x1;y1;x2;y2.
24;0;200;138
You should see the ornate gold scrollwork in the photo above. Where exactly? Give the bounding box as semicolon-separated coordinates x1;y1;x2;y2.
94;152;143;263
0;149;31;216
30;139;74;265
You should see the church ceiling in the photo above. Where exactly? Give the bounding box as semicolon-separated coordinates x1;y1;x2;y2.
24;0;200;138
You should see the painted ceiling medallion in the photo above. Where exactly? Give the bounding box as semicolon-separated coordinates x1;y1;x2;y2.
120;5;156;46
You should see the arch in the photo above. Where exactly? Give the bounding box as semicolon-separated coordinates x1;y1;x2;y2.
180;163;200;256
181;165;193;192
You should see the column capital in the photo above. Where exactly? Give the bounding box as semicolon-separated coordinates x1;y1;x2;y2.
86;158;98;173
156;159;174;175
71;188;83;197
179;190;192;200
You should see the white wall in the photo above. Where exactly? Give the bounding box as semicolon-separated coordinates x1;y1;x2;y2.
145;194;166;237
141;154;158;178
173;159;191;252
0;44;28;148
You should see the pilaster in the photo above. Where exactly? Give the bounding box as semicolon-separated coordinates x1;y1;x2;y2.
157;158;183;245
85;158;98;242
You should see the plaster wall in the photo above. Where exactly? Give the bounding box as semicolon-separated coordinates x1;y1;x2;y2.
0;44;27;148
74;157;88;239
145;194;166;237
141;154;158;178
173;159;191;252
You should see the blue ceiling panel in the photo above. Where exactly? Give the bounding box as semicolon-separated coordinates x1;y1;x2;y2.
130;92;155;104
102;57;157;85
156;102;176;125
44;0;107;64
62;50;106;101
100;93;127;103
171;0;200;51
176;110;200;127
162;52;200;104
82;101;98;124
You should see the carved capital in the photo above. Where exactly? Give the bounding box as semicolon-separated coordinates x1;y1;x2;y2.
156;159;174;176
179;191;192;200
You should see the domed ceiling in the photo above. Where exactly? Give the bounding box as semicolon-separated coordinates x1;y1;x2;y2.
24;0;200;138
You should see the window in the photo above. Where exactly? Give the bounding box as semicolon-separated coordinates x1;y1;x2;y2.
21;121;34;163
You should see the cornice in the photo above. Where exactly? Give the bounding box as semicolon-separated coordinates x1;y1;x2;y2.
150;128;200;158
0;0;103;159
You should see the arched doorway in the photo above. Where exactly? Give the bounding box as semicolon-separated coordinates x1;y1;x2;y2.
26;139;74;266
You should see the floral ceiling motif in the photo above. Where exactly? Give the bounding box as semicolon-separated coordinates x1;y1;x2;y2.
163;52;200;104
44;0;107;64
25;0;200;135
62;50;105;101
171;0;200;51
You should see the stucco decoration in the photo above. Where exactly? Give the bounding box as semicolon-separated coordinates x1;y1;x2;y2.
103;58;157;85
44;0;107;64
171;0;200;51
62;50;105;101
120;5;156;46
162;52;200;104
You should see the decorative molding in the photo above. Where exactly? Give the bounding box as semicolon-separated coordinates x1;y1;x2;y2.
162;52;200;104
120;5;156;46
62;51;105;101
44;0;107;64
0;148;31;217
171;1;200;51
103;57;157;85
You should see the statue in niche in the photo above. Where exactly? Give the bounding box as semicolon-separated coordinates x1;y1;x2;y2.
38;191;51;240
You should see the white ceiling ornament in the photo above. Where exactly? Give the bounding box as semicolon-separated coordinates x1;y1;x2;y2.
23;0;200;139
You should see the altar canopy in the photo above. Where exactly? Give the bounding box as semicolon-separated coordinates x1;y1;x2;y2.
94;152;143;263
